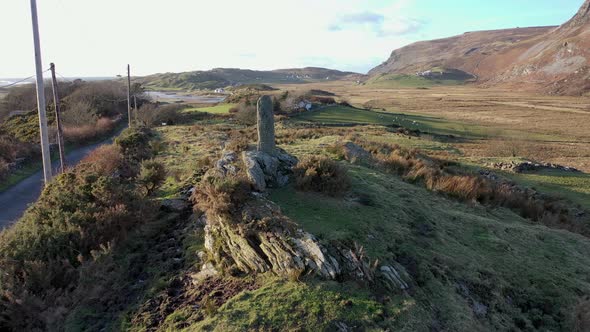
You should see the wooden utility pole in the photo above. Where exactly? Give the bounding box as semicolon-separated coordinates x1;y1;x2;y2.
133;95;138;123
50;63;66;174
127;64;132;127
30;0;52;184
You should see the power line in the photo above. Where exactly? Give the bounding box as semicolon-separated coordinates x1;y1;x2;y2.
0;69;52;90
0;75;36;89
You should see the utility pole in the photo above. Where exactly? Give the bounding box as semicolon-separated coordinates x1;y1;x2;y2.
30;0;52;184
127;64;132;127
50;63;66;174
133;95;138;123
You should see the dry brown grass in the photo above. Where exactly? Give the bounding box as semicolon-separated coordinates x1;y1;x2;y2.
79;144;124;176
63;117;117;144
332;138;590;237
274;81;590;171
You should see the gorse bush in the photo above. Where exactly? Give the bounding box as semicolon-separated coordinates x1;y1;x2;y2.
0;126;160;330
79;144;125;176
192;175;252;217
293;156;350;196
137;160;166;196
115;126;154;166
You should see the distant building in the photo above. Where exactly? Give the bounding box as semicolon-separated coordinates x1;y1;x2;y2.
214;88;225;94
297;100;312;111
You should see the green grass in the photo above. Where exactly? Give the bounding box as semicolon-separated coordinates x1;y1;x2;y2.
504;169;590;210
294;106;400;126
183;103;237;114
268;161;590;330
191;278;417;331
294;105;564;142
365;74;467;88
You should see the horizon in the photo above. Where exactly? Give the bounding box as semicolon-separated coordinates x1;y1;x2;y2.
1;0;585;78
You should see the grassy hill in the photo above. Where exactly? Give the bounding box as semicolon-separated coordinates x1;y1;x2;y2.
140;67;359;91
1;90;590;331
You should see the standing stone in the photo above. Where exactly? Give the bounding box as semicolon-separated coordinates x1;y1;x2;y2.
257;95;275;154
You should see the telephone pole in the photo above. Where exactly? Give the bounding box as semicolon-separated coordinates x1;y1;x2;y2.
127;64;132;127
133;95;138;123
30;0;52;184
50;63;66;174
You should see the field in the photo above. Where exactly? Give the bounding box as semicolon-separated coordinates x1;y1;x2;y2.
279;82;590;209
3;80;590;331
364;73;469;88
182;103;237;115
137;90;590;330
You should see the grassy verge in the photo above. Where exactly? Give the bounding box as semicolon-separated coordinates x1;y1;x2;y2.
183;103;237;114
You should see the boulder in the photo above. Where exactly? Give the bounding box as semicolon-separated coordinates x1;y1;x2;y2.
342;142;372;164
242;148;297;192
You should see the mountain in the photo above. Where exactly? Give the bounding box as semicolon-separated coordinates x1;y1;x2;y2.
369;0;590;95
140;67;359;91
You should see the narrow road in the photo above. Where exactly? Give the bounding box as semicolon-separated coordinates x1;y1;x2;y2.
0;127;125;229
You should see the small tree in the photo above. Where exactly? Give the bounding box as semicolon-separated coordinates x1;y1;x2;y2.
137;160;166;196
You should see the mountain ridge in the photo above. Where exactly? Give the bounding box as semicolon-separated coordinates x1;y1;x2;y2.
369;0;590;95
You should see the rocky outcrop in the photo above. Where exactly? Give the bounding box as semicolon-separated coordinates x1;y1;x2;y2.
341;142;372;165
202;196;341;279
195;151;412;291
488;161;580;173
242;148;297;191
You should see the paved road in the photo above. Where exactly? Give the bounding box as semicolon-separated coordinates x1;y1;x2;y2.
0;127;125;229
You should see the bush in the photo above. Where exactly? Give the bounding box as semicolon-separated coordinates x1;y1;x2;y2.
137;104;185;127
293;156;350;196
137;160;166;196
63;117;117;144
61;100;98;127
234;103;257;125
115;126;154;165
79;144;124;176
192;175;251;216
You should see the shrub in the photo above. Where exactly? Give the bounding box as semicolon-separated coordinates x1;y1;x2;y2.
63;117;117;144
61;100;98;127
0;159;8;181
192;175;251;216
293;156;350;196
79;144;124;176
137;104;185;127
115;126;153;165
234;103;257;125
137;160;166;196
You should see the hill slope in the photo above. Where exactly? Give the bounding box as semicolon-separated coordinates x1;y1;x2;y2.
369;0;590;95
140;67;359;90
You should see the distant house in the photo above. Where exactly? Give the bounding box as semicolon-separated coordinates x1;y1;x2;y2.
297;100;313;111
214;88;225;94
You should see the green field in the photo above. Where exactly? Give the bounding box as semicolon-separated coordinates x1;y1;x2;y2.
364;74;467;88
504;169;590;210
183;103;237;114
294;106;399;125
295;105;564;143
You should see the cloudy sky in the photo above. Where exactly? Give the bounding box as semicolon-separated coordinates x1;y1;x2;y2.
1;0;584;77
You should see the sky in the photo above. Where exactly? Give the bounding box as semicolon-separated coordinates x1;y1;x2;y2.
0;0;585;78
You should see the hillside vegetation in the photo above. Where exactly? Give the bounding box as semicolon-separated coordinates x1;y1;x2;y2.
140;67;358;91
1;90;588;331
